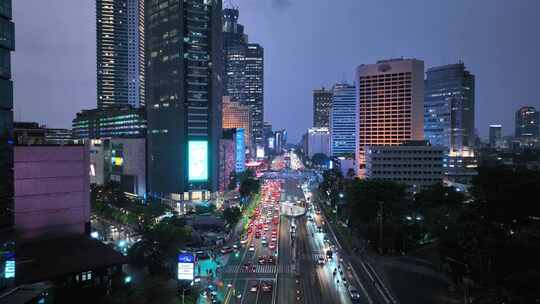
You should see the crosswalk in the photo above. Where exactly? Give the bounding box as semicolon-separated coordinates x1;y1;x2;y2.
224;263;295;274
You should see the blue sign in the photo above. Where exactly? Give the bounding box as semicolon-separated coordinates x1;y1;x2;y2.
178;253;194;263
235;128;246;173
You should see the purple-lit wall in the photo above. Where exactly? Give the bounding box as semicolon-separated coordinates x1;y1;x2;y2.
14;145;90;240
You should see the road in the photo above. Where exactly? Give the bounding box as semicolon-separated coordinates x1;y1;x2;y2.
217;153;391;304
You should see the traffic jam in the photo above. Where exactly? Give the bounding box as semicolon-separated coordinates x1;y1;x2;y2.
221;179;283;302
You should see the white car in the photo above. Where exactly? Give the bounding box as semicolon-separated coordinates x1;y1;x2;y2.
249;245;255;252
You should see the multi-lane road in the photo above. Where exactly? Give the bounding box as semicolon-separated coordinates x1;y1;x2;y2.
217;155;394;304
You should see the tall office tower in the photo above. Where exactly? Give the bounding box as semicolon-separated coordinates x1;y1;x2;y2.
223;8;264;146
515;106;539;140
97;0;145;108
356;59;425;177
424;63;475;165
489;124;503;149
222;96;252;151
330;83;356;156
146;0;222;199
0;0;14;232
313;87;333;128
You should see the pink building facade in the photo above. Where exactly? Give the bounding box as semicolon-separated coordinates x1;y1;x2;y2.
14;145;90;240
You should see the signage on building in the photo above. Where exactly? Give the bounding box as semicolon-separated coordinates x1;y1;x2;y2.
235;128;245;172
188;141;209;181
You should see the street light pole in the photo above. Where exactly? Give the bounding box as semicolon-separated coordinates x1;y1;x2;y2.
378;201;384;254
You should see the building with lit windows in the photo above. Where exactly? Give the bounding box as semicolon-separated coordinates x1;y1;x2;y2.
356;59;425;177
365;141;445;191
97;0;145;108
223;8;264;146
515;106;539;145
313;87;332;128
146;0;222;199
489;124;503;149
424;63;476;178
330;83;356;156
307;127;330;158
72;106;146;140
222;96;252;152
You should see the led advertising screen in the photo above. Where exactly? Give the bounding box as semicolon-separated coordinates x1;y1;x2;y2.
235;128;246;173
188;140;208;181
177;253;194;281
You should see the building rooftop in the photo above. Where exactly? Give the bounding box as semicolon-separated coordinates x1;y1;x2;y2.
16;236;127;285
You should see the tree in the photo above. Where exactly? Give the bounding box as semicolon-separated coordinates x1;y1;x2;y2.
239;178;260;199
345;179;407;225
311;153;329;167
128;217;192;277
223;207;242;227
472;167;540;224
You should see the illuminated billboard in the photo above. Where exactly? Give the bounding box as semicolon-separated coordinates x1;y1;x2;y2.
188;140;208;181
177;253;194;281
235;128;245;173
256;146;265;159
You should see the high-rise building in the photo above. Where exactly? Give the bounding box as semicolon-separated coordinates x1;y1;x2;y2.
0;0;14;232
222;96;252;151
313;87;332;128
424;63;475;166
97;0;145;108
223;8;264;146
146;0;222;199
489;124;503;149
330;83;356;156
515;106;539;140
356;59;425;176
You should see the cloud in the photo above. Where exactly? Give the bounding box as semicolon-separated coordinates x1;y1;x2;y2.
272;0;291;9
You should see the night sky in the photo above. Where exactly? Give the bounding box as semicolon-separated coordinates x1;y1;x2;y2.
12;0;540;143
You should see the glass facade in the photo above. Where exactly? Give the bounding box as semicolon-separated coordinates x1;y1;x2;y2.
515;106;539;139
97;0;145;108
424;63;475;154
146;0;222;197
223;8;264;145
72;106;146;140
0;0;13;231
330;83;356;156
313;88;332;128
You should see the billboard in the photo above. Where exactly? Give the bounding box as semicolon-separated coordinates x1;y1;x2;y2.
188;140;209;181
235;128;246;173
177;253;195;281
256;146;265;159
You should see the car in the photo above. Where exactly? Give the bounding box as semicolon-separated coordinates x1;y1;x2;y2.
348;286;361;302
266;256;276;264
317;257;326;265
250;283;259;292
261;281;273;292
240;238;248;244
258;256;266;264
255;232;261;239
269;242;276;250
220;246;233;254
249;245;255;252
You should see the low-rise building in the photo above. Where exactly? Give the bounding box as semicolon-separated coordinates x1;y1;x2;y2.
365;140;445;191
72;106;146;140
307;127;330;158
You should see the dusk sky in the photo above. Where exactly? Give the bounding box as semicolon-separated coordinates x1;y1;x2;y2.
13;0;540;143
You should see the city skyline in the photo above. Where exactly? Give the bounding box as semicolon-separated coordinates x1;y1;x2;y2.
12;0;540;143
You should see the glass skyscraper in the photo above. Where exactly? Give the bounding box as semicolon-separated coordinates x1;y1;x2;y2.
0;0;14;231
424;63;475;156
97;0;145;108
146;0;222;198
330;83;356;156
223;8;264;146
515;106;539;139
313;87;332;128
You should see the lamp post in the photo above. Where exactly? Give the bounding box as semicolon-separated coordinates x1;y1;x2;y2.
378;201;384;254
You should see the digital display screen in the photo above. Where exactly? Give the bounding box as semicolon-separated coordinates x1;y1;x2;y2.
188;140;208;181
235;128;246;173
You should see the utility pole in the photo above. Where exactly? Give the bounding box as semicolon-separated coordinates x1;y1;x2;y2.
378;201;384;254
